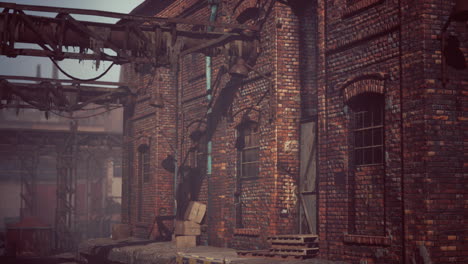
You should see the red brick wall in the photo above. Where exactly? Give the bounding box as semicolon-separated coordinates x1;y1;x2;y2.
122;0;303;248
121;62;177;238
120;0;467;262
317;0;467;263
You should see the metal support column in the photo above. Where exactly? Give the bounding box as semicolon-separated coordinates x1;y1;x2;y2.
55;120;78;251
19;149;39;218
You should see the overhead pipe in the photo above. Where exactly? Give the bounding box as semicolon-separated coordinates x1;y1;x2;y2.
0;11;247;63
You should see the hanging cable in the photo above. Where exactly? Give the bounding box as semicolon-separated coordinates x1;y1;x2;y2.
50;106;121;119
49;57;116;82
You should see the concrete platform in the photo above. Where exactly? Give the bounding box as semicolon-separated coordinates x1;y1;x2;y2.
78;238;349;264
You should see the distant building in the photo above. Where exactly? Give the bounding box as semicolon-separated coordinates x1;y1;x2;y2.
0;104;123;241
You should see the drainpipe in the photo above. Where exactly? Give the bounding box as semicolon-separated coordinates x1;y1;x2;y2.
206;0;218;245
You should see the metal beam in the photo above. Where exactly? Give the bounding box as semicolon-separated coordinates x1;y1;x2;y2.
0;11;250;65
0;75;126;87
0;2;259;31
0;78;130;112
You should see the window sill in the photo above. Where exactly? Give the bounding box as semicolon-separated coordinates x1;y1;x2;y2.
343;234;391;246
356;163;383;168
135;222;150;228
240;176;259;181
234;228;260;237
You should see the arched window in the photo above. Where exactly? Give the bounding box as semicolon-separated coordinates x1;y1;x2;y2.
348;92;384;166
235;119;260;228
346;92;386;236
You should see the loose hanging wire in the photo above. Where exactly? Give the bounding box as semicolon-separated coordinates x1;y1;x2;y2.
49;57;116;82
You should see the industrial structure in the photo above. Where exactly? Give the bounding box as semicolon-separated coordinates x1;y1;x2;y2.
0;0;467;263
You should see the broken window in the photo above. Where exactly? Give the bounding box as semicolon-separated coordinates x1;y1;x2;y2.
349;93;384;166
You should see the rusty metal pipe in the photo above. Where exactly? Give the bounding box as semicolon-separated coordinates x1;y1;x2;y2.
0;13;239;58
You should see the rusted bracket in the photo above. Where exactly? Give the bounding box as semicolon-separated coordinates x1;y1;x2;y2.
180;34;232;57
64;14;128;62
17;10;58;53
55;13;67;60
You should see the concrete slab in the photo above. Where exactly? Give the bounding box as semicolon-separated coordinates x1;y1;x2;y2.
79;237;177;264
78;238;349;264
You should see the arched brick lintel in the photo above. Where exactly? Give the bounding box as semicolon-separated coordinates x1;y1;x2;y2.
340;72;388;102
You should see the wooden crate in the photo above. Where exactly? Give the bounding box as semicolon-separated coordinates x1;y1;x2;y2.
184;201;206;224
174;235;197;248
111;223;131;240
175;220;201;236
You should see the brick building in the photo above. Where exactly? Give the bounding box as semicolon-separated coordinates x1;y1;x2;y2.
120;0;467;263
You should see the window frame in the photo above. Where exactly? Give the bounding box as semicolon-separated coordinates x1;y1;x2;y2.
137;144;150;222
349;93;384;166
238;121;260;179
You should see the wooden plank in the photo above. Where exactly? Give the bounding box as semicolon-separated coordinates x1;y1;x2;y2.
270;248;319;256
237;250;275;257
267;234;318;244
271;243;318;250
237;250;315;260
299;122;318;234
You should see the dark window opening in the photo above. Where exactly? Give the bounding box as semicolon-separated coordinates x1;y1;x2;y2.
139;145;150;182
137;144;149;221
349;93;384;166
113;157;122;178
238;122;259;179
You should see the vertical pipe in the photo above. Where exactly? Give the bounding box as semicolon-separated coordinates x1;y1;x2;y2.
175;63;180;218
206;1;218;245
398;0;406;262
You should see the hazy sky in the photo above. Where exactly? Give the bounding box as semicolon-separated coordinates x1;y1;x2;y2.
0;0;145;83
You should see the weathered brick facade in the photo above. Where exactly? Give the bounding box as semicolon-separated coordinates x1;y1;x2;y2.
121;0;467;263
317;0;468;263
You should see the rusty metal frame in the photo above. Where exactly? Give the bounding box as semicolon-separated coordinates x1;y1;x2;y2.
0;2;259;31
0;127;123;251
0;76;130;112
54;121;78;251
19;146;39;218
0;3;254;65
